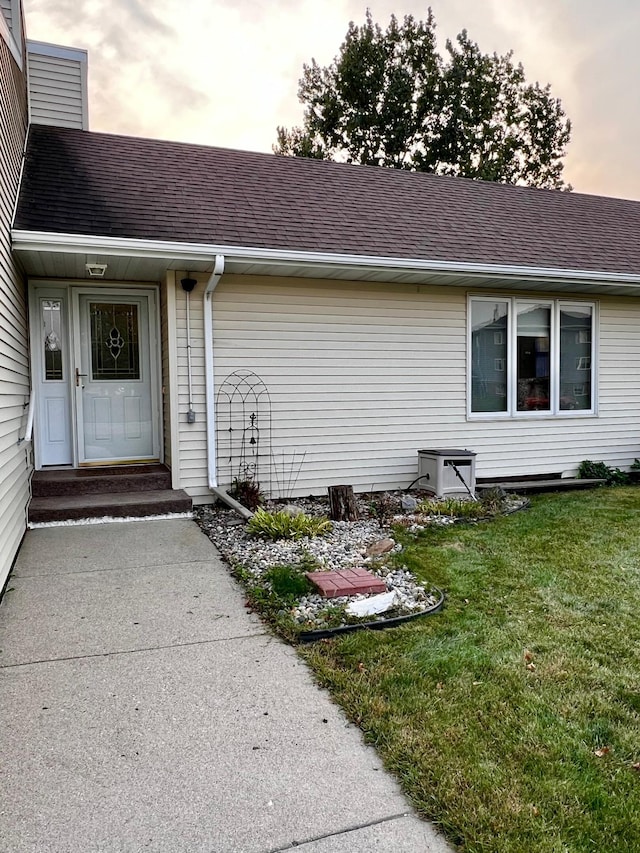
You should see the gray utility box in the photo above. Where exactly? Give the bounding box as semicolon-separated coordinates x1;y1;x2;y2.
417;449;477;498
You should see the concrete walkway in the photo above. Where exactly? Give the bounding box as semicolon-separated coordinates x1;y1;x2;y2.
0;519;453;853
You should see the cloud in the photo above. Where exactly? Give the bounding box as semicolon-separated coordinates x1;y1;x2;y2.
26;0;172;43
125;0;172;36
485;1;640;198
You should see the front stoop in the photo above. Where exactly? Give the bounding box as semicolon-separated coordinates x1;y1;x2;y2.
29;465;192;524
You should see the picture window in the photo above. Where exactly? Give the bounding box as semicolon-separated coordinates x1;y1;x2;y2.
469;297;595;416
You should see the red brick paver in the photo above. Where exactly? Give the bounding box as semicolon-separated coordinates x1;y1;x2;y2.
305;568;387;599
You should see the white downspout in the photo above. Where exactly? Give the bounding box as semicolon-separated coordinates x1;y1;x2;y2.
203;256;252;520
204;255;225;490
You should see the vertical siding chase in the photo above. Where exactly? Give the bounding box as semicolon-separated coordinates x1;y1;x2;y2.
27;50;86;129
0;30;30;587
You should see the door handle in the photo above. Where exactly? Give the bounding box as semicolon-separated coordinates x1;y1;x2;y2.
75;367;88;387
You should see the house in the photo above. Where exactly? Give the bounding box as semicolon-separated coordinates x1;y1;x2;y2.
3;0;640;589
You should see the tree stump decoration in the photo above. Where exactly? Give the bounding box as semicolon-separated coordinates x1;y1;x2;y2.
328;485;359;521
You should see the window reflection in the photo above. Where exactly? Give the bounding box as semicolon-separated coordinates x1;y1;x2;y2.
471;301;508;413
516;304;550;411
559;307;592;410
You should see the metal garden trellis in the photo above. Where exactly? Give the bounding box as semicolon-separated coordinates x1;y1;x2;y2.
216;370;272;496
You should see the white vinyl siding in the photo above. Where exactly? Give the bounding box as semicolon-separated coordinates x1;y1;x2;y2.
173;274;640;500
0;32;30;588
27;42;88;129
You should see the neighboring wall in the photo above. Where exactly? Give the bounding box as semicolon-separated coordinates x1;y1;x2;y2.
0;23;30;586
175;274;640;501
0;1;13;32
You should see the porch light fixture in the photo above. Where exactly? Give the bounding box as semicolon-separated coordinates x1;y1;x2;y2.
85;263;108;277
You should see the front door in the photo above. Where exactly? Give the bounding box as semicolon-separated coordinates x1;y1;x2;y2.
74;291;158;464
31;284;161;468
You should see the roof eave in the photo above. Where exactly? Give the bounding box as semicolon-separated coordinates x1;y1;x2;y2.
11;229;640;290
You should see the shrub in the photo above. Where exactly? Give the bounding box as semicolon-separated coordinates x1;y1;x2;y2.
229;477;264;510
478;487;509;515
248;507;333;539
264;564;313;598
368;492;397;523
233;561;313;641
578;460;629;486
416;490;513;520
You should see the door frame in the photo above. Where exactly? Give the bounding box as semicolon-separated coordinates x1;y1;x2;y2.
29;280;163;470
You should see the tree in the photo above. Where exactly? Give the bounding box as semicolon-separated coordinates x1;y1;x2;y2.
275;9;572;189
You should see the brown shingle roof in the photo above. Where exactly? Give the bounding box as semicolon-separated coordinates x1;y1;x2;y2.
14;124;640;276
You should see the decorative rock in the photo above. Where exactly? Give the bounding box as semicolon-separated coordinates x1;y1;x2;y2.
365;538;395;558
401;495;419;511
280;504;305;517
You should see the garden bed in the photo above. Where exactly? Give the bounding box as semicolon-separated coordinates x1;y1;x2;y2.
194;489;527;640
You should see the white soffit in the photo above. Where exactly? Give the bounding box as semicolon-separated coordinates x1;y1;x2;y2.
11;230;640;295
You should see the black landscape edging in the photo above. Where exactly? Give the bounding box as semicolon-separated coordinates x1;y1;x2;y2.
297;587;445;643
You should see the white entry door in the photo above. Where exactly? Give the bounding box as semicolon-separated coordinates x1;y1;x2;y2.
74;291;159;464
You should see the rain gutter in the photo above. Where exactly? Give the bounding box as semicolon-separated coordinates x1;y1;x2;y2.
11;230;640;288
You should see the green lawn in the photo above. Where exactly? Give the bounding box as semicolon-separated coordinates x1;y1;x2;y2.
302;488;640;853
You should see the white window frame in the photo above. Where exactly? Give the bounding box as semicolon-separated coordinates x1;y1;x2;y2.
467;295;598;419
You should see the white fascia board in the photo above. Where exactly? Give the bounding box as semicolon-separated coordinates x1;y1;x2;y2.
11;229;640;288
26;39;88;63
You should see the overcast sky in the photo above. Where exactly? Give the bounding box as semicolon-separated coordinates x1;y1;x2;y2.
23;0;640;201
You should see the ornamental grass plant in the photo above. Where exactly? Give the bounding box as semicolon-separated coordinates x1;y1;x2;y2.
247;507;333;540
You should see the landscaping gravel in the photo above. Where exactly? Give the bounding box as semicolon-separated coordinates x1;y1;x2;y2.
196;494;443;629
194;491;527;631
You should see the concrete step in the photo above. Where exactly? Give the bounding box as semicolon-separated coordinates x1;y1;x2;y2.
29;489;192;524
477;477;606;494
32;464;171;497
